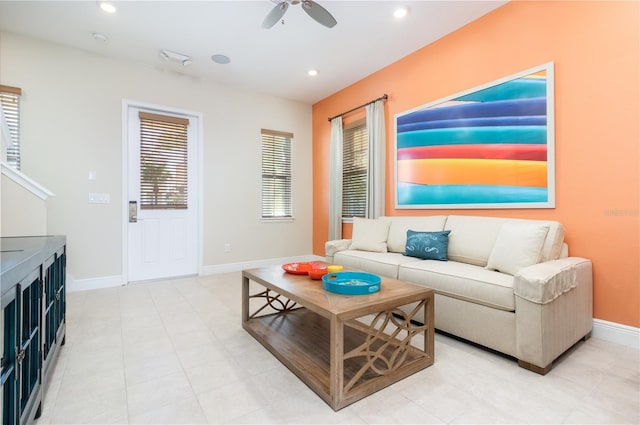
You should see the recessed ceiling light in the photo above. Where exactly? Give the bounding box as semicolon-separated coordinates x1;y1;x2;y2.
92;32;108;42
393;6;408;19
99;2;117;14
308;69;318;77
211;54;231;65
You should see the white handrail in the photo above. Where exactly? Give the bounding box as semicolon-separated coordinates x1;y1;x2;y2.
1;161;55;200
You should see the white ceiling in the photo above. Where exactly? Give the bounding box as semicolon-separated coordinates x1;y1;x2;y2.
0;0;507;104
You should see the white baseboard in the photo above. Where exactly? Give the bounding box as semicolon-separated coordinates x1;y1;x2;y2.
592;318;640;350
66;255;325;292
66;274;125;292
200;254;325;275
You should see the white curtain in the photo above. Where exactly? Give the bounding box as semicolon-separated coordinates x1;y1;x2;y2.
365;99;386;219
0;102;10;162
328;116;343;241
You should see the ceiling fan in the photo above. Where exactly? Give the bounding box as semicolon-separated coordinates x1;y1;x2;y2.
262;0;337;29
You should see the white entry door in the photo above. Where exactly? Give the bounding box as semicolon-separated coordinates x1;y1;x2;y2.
126;105;199;282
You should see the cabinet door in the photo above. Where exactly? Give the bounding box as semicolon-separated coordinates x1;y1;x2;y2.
53;248;65;343
16;269;41;425
41;256;54;375
42;247;65;378
1;287;18;425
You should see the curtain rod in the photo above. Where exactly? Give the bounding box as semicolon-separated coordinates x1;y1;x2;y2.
327;94;388;122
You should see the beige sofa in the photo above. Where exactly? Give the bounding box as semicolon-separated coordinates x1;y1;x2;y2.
325;215;593;374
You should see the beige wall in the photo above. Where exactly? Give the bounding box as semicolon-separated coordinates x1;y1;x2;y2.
1;173;47;236
0;32;313;281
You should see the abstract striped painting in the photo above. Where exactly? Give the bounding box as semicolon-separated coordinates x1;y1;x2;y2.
394;63;555;209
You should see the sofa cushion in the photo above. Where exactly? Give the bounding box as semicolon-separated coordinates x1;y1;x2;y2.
334;250;422;279
382;216;447;253
445;215;565;266
349;217;390;253
399;260;515;311
486;223;550;275
404;230;451;261
445;215;505;266
538;221;565;262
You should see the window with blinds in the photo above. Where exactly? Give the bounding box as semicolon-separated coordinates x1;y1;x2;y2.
139;112;189;209
261;129;292;219
1;85;22;170
342;120;368;218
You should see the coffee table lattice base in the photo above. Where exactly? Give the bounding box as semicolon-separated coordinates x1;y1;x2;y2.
242;268;434;410
343;301;430;394
249;289;299;317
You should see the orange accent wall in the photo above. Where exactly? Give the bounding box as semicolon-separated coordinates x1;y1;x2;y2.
312;1;639;328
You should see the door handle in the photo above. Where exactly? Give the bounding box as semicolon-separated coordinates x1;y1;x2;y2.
129;201;137;223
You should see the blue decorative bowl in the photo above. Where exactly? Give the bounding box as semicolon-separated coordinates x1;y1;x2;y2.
322;272;381;295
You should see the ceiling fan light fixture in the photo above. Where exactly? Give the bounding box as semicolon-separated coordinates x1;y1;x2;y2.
393;6;409;19
262;0;336;29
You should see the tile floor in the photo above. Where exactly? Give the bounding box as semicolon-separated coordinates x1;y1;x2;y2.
36;272;639;424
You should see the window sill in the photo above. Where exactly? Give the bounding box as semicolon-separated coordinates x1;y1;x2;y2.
342;217;363;224
261;217;295;223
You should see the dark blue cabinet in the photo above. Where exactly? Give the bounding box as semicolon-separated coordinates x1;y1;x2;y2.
1;237;66;425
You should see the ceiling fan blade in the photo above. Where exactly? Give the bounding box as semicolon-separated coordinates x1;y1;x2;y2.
262;1;289;29
301;0;337;28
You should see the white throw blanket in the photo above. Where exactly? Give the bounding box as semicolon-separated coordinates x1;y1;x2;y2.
514;258;581;304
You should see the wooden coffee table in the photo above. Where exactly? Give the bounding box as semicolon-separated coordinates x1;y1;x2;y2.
242;266;434;410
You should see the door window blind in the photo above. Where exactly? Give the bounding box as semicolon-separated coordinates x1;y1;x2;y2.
261;129;292;219
342;121;368;218
139;112;189;209
0;85;22;170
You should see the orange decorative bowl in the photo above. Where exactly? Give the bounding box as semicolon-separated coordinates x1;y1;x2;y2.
282;261;327;275
308;269;329;280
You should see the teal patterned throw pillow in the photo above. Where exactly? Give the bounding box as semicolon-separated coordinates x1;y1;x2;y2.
403;230;451;261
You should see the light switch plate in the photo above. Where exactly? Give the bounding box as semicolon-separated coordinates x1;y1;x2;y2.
88;193;110;204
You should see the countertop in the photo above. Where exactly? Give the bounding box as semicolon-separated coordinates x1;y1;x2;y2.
1;236;66;294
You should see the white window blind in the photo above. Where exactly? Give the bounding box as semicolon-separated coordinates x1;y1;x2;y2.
139;111;189;209
261;129;292;219
1;85;22;170
342;120;368;218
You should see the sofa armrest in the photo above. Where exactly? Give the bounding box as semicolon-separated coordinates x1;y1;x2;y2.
515;257;593;371
514;257;592;304
325;239;352;263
